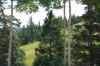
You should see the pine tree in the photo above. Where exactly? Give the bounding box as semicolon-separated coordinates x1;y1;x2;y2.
33;11;64;66
0;1;25;65
71;0;100;66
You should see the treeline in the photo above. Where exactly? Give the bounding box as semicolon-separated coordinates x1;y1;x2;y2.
18;16;42;45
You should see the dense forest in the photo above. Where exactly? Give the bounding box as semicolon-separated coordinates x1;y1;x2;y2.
0;0;100;66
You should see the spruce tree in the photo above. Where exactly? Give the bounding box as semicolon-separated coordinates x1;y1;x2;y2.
72;0;100;66
33;11;64;66
0;1;25;65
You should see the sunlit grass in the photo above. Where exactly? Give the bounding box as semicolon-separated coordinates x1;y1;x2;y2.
20;42;39;66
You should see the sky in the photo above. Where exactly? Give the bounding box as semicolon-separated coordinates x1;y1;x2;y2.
4;0;86;26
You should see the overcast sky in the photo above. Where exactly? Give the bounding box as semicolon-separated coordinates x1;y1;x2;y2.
4;1;86;26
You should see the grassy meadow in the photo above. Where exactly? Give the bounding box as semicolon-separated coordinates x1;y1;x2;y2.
20;42;39;66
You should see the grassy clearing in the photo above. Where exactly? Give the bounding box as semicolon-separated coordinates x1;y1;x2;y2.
20;42;39;66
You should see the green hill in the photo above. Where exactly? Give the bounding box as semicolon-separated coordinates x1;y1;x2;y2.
20;42;39;66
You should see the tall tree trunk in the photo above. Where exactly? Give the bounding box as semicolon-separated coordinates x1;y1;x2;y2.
88;32;94;66
68;0;71;66
87;4;94;66
63;0;67;65
49;32;52;66
8;0;13;66
89;58;94;66
50;39;52;66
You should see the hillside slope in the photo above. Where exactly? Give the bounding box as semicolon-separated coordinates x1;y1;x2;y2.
20;42;39;66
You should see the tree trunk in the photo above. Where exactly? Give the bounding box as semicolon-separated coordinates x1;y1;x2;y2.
8;0;13;66
89;58;94;66
63;0;67;65
68;0;71;66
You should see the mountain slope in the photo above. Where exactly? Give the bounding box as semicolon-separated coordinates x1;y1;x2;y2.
20;42;39;66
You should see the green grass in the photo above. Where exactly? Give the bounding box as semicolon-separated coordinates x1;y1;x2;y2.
20;42;39;66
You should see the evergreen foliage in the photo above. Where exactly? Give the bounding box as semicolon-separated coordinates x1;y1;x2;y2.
0;1;25;65
33;11;64;66
72;0;100;66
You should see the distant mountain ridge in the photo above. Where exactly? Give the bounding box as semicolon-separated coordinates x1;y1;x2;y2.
12;27;21;32
0;27;21;32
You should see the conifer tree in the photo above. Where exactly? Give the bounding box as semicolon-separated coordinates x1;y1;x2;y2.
33;11;64;66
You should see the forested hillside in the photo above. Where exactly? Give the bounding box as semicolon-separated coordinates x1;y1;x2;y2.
0;0;100;66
